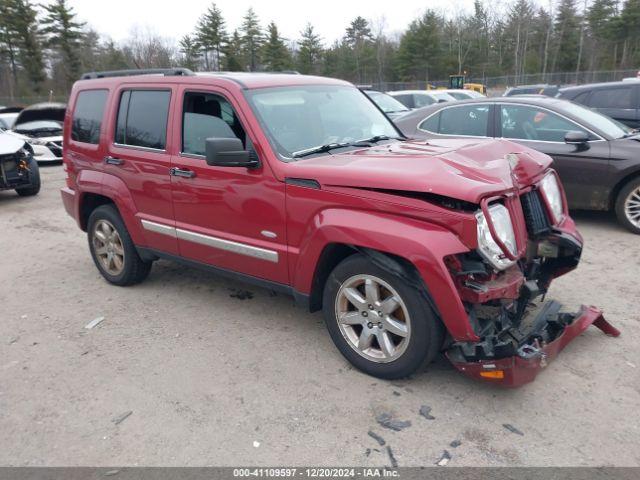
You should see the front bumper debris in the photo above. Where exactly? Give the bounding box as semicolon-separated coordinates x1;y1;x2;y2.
446;304;620;387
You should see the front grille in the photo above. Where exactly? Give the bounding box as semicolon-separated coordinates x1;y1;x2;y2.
521;190;551;237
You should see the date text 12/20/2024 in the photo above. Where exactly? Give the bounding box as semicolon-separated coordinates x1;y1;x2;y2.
233;468;399;477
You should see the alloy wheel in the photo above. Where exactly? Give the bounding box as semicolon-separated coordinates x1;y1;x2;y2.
335;274;411;363
625;186;640;228
92;219;125;276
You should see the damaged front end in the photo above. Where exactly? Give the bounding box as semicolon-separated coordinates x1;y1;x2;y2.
0;143;34;191
444;170;620;387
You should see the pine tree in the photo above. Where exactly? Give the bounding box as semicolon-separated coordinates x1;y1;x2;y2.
296;23;323;74
179;35;200;71
41;0;85;87
345;16;374;82
222;30;244;71
395;11;443;81
0;0;20;89
195;3;226;70
617;0;640;67
261;22;292;71
240;7;263;71
551;0;582;72
11;0;46;92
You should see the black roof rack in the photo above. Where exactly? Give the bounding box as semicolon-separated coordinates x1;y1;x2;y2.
80;68;195;80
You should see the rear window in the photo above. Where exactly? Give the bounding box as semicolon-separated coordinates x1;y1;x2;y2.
115;90;171;150
588;87;633;109
72;90;108;144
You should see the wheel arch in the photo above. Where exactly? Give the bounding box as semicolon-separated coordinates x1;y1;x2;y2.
610;168;640;210
79;192;114;231
292;208;479;342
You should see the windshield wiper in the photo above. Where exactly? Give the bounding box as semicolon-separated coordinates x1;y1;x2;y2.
292;142;353;158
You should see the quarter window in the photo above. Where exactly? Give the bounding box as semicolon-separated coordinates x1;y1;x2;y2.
72;89;108;144
438;105;490;136
588;87;633;109
418;113;440;132
500;104;591;142
115;90;171;150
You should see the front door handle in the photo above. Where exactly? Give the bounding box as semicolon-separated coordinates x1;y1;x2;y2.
104;156;123;165
170;167;196;178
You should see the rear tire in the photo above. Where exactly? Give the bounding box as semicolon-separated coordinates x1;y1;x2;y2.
615;177;640;234
15;157;40;197
322;253;444;379
87;204;152;286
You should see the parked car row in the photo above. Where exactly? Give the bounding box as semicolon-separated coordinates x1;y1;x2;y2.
0;103;65;163
395;95;640;233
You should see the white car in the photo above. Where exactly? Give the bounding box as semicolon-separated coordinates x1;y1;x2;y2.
437;89;486;100
0;111;20;129
387;90;457;110
10;103;65;163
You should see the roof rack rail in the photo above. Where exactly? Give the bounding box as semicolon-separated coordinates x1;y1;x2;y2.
80;68;195;80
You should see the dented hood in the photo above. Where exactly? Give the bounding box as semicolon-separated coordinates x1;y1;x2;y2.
0;132;27;155
284;138;552;204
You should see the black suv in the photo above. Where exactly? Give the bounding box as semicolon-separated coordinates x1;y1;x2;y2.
557;81;640;129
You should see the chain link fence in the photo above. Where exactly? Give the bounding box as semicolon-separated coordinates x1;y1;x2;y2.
0;94;68;108
374;69;639;95
1;69;638;106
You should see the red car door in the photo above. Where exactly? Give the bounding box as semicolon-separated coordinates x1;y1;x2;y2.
168;84;288;285
103;85;179;255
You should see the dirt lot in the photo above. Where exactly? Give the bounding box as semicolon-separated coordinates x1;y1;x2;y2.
1;165;639;467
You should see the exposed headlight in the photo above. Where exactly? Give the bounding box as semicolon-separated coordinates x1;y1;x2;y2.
540;173;564;223
475;203;517;270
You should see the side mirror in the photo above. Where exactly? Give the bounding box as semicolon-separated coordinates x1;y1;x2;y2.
564;130;589;145
205;137;258;168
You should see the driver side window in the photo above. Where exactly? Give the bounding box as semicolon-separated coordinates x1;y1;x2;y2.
500;104;592;142
182;91;248;157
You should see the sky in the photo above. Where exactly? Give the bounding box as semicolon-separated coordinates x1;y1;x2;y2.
42;0;478;45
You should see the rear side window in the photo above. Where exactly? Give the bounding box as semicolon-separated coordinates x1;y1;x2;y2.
571;91;590;105
115;90;171;150
438;104;490;136
588;87;633;109
72;89;108;144
414;94;435;108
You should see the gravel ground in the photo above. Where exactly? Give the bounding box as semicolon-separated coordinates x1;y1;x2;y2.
1;165;639;467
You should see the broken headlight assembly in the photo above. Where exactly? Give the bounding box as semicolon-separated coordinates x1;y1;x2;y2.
539;172;565;224
475;203;517;271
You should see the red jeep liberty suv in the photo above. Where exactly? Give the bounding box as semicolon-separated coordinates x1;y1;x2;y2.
61;69;619;386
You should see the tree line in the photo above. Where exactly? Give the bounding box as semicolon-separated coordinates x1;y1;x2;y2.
1;0;639;99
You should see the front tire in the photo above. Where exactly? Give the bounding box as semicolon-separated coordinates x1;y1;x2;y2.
322;254;443;379
15;156;41;197
87;204;152;286
615;178;640;234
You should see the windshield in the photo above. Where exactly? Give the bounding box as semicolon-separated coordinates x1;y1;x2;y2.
560;101;632;139
366;91;409;114
245;85;400;159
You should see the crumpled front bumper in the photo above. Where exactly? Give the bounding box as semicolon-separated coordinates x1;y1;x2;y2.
446;305;620;387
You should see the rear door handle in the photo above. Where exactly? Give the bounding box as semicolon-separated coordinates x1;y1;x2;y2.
104;156;123;165
170;167;196;178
